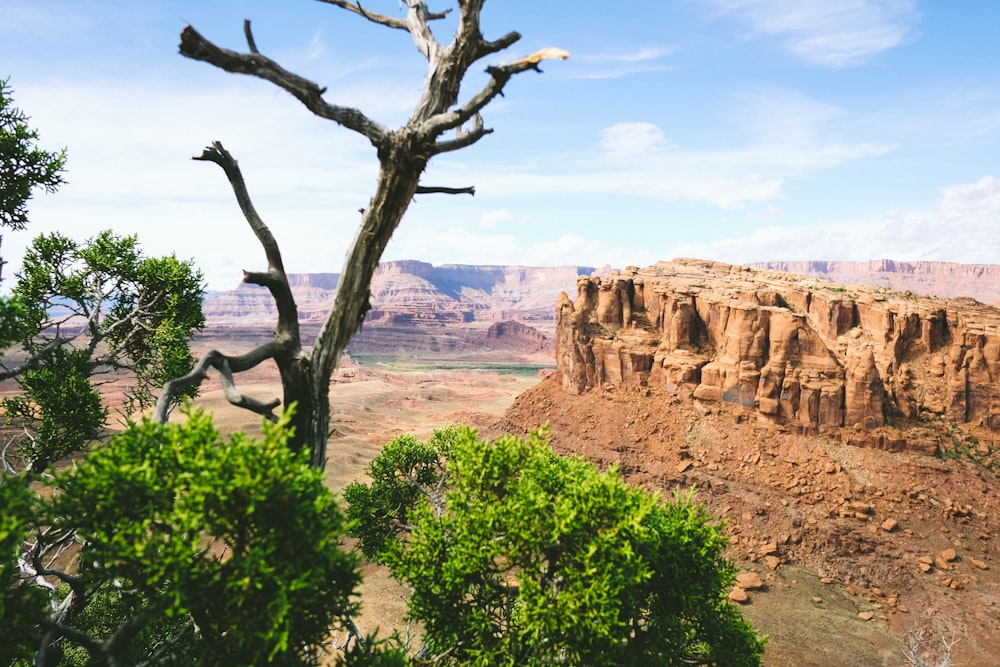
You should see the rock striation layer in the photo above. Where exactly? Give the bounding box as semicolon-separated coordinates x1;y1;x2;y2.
557;259;1000;444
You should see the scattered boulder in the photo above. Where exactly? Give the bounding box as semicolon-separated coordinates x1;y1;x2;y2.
736;571;764;590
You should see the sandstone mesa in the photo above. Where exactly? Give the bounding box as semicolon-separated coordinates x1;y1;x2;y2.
557;258;1000;454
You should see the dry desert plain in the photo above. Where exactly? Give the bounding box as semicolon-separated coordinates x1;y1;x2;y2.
182;335;933;667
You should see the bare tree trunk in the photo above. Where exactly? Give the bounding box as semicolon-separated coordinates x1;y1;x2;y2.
158;1;568;466
306;150;427;465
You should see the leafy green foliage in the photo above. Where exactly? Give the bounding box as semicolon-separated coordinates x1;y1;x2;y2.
2;229;204;470
14;231;206;390
0;476;47;666
25;407;362;665
0;295;28;348
58;582;196;667
0;77;66;234
106;252;207;413
2;346;106;473
344;428;455;562
347;426;765;666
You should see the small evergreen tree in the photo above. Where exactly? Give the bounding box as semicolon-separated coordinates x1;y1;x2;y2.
0;77;65;281
14;408;365;665
346;426;766;666
2;230;205;473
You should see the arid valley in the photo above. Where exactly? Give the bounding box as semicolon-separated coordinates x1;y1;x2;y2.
183;259;1000;666
8;259;1000;665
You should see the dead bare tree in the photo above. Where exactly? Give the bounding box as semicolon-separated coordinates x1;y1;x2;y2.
155;1;567;467
901;627;961;667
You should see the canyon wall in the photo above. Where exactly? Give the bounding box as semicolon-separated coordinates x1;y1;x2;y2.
557;259;1000;441
204;261;602;328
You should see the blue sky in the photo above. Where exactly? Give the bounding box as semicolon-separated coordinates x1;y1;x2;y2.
3;0;1000;289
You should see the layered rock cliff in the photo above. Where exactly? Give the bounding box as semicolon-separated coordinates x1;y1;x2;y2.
204;261;601;328
557;259;1000;444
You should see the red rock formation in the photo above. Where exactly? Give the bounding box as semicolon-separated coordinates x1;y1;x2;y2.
557;259;1000;441
485;320;549;352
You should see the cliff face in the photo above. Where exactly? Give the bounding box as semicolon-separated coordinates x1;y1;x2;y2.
557;259;1000;443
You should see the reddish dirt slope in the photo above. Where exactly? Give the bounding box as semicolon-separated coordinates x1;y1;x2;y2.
491;374;1000;667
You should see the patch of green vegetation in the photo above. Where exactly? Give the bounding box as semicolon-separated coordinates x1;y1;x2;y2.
830;285;854;298
936;425;998;476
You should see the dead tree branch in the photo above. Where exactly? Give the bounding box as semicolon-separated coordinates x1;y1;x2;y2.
901;627;961;667
179;25;387;143
193;143;300;340
415;185;475;196
176;1;566;466
424;47;570;149
316;0;452;31
155;346;283;422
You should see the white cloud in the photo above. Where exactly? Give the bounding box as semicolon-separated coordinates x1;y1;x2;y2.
633;174;784;208
574;46;677;80
705;0;919;67
463;92;885;211
578;46;676;64
1;75;385;290
387;225;654;272
669;174;1000;265
307;31;327;60
938;176;1000;219
480;209;512;229
599;122;667;157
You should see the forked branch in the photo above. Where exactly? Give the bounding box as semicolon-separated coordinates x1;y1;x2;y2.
193;142;299;338
155;347;283;422
424;47;570;145
179;24;387;143
315;0;452;31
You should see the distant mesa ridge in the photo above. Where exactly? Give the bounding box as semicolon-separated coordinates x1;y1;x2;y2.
751;259;1000;306
556;258;1000;452
203;260;605;326
202;258;1000;388
204;258;1000;326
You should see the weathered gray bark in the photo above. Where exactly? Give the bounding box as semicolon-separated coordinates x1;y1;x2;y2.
157;1;567;467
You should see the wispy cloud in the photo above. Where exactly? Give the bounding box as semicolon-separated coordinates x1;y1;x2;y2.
573;45;678;79
2;76;384;290
457;87;893;210
598;122;668;157
479;209;512;229
670;174;1000;264
577;46;677;64
390;173;1000;271
307;30;327;60
726;89;897;165
705;0;919;67
389;225;653;271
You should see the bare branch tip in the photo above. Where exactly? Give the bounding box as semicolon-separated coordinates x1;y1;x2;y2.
522;47;571;65
244;19;260;55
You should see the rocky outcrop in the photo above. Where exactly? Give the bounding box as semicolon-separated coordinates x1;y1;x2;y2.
557;259;1000;439
486;320;549;352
